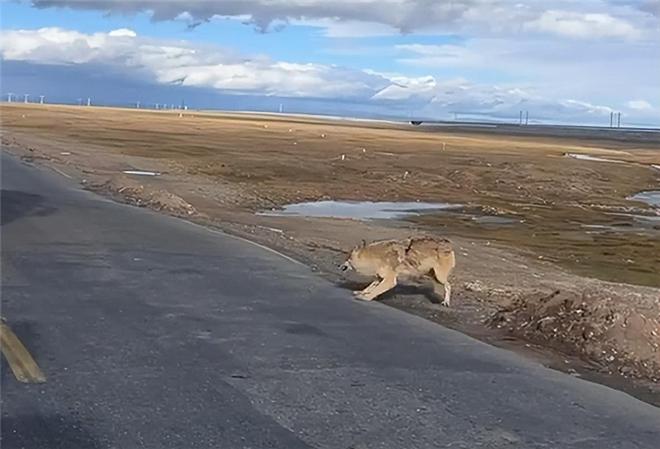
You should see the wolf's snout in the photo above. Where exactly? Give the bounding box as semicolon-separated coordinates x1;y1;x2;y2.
339;261;351;272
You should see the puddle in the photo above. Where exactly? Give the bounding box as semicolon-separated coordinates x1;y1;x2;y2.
629;191;660;208
564;153;625;164
123;170;161;176
258;200;461;220
471;215;521;226
582;218;660;233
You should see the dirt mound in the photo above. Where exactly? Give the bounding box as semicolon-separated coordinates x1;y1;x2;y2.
89;178;197;217
488;285;660;380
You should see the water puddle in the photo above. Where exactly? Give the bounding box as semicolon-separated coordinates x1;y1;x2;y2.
123;170;161;176
471;215;522;226
582;216;660;234
629;191;660;208
258;200;461;220
583;192;660;234
564;153;625;164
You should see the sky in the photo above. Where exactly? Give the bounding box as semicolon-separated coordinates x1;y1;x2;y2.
1;0;659;126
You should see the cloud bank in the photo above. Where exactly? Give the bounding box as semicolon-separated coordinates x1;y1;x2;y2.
28;0;659;38
1;26;657;125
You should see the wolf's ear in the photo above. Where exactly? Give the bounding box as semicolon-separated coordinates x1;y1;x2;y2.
360;239;367;248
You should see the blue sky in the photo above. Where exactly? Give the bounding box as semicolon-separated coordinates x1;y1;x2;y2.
1;0;659;126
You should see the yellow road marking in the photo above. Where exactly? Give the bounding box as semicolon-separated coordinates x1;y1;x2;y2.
0;322;46;383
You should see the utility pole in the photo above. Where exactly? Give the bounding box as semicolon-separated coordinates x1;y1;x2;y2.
7;93;13;102
519;110;523;125
617;112;621;128
525;110;529;125
39;95;45;104
23;94;29;103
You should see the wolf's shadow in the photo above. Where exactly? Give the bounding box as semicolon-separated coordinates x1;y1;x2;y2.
336;279;442;304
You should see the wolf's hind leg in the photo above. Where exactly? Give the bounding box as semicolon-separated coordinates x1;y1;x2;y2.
431;267;451;307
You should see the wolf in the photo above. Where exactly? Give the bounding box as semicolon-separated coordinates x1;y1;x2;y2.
340;237;456;306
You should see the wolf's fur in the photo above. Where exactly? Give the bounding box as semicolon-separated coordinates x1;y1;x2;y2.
341;237;456;305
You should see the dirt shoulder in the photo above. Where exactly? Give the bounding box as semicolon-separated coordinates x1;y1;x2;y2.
2;104;659;403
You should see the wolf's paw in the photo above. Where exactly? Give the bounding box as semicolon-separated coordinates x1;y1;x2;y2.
354;293;373;301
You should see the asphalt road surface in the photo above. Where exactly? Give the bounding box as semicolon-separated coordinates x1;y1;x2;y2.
2;150;659;449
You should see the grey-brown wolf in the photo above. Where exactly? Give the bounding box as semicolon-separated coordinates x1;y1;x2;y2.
340;237;456;305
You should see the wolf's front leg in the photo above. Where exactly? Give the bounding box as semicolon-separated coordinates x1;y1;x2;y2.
357;275;397;301
353;279;380;298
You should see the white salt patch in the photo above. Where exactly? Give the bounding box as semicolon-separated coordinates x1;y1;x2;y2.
565;153;625;164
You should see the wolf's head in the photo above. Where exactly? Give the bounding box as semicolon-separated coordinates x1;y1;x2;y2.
339;239;367;272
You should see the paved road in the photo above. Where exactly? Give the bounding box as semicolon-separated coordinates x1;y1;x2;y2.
1;151;659;449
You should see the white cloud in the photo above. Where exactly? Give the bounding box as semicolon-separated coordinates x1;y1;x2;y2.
288;18;399;38
372;75;438;102
371;76;617;122
395;43;480;67
640;0;660;17
392;36;659;114
524;10;641;39
108;28;137;38
627;99;653;110
0;27;387;98
27;0;659;39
